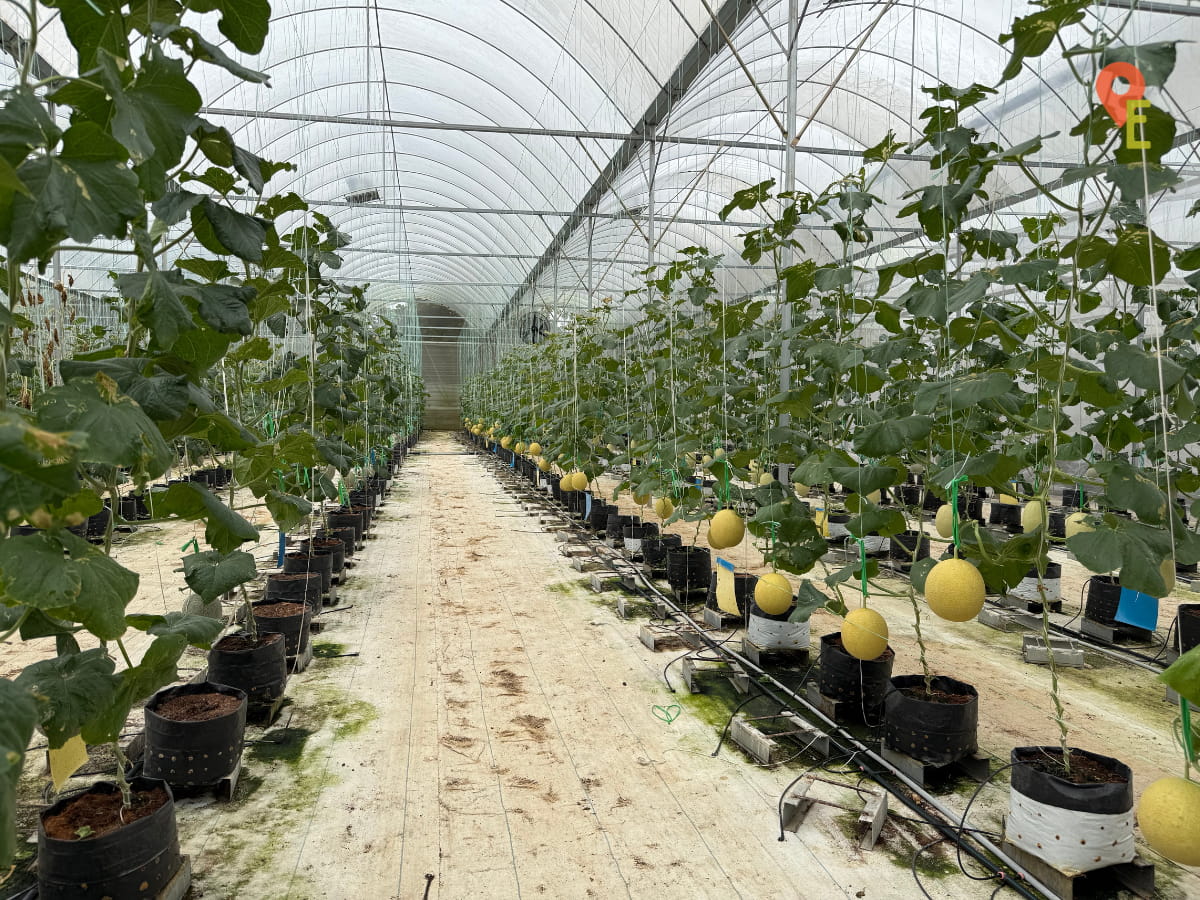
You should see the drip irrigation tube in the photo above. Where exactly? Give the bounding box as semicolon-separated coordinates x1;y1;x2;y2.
479;454;1056;900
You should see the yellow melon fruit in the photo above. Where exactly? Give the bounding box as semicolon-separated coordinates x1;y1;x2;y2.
998;493;1019;505
924;557;986;622
713;448;726;460
701;454;713;466
708;509;745;550
537;457;551;472
654;497;675;520
758;473;774;486
515;441;526;454
935;504;954;539
528;442;542;456
754;573;793;615
1137;776;1200;866
570;472;589;492
1021;499;1047;533
842;607;889;660
633;491;651;506
500;436;513;450
864;490;881;505
1065;511;1093;539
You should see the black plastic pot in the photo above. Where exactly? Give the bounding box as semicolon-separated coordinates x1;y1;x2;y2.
884;674;979;766
285;551;333;595
665;546;711;594
208;631;288;705
639;522;660;539
328;510;365;545
642;533;682;570
895;483;923;506
118;495;141;521
1084;575;1122;624
143;682;246;787
1178;603;1200;654
265;572;323;614
320;525;357;558
817;633;894;722
989;501;1022;532
606;515;634;542
37;777;180;900
589;502;615;532
888;530;930;563
1062;486;1087;509
86;505;111;538
252;599;311;656
300;538;345;575
1048;510;1066;538
349;489;376;511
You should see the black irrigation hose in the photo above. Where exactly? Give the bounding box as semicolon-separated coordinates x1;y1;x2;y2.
485;460;1052;900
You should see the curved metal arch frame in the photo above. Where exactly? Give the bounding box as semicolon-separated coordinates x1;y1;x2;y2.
255;0;662;123
239;117;587;240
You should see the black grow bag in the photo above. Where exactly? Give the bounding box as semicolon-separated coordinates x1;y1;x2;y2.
284;551;333;595
606;515;634;542
86;505;111;539
589;502;615;533
208;631;288;705
300;538;346;575
265;572;323;614
252;600;311;656
817;633;893;722
143;682;246;787
1178;603;1200;655
884;674;979;766
888;530;930;563
1010;746;1131;814
1048;510;1066;538
989;501;1022;532
1062;486;1087;509
37;777;180;900
665;546;711;594
328;510;365;545
1084;575;1122;624
642;533;682;570
321;525;357;558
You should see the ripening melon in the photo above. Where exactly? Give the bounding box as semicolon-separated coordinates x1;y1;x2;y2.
754;573;793;615
708;509;745;550
537;457;551;472
570;472;589;492
935;504;954;539
654;497;674;520
924;557;986;622
1137;776;1200;866
713;448;726;460
814;508;829;538
842;607;888;660
500;436;513;450
701;454;713;466
528;442;542;456
1021;499;1047;533
1065;511;1094;538
633;491;651;506
559;474;575;492
471;425;483;435
758;473;774;486
515;441;526;454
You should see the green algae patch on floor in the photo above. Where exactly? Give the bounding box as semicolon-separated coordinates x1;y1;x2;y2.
312;640;348;659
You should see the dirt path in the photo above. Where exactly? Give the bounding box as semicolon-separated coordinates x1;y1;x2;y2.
180;432;998;899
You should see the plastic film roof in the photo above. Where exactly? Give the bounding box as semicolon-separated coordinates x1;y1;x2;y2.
6;0;1200;333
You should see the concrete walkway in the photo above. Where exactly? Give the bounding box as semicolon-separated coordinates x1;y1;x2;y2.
180;432;989;899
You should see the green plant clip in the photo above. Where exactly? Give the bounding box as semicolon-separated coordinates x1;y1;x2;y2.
948;474;969;554
180;537;199;553
1182;698;1198;766
854;536;869;600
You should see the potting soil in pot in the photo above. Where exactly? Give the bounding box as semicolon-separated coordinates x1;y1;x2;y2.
42;785;169;841
153;691;243;722
255;601;306;617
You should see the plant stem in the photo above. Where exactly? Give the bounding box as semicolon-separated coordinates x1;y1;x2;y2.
111;742;132;809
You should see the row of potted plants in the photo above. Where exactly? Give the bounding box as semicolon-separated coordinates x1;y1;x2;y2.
0;3;424;895
462;4;1200;873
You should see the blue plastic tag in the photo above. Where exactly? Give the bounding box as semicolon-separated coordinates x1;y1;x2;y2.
1115;587;1159;631
584;492;592;519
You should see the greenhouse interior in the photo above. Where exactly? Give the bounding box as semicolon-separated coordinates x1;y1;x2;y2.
2;1;1200;898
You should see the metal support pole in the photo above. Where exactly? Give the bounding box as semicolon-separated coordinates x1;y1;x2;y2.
778;0;799;482
647;140;657;268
